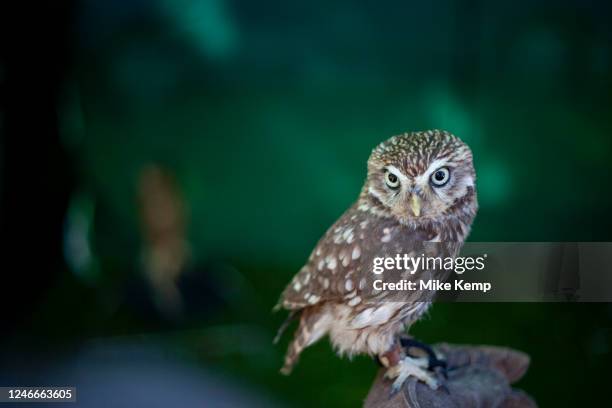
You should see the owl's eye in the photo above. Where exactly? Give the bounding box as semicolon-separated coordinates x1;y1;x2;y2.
385;172;400;189
430;167;450;187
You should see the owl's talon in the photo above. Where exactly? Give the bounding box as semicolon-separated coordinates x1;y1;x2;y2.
385;356;439;393
400;337;447;377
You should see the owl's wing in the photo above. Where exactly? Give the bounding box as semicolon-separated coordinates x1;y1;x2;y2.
279;205;459;310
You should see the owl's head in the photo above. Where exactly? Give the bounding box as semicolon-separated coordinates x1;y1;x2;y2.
362;130;477;223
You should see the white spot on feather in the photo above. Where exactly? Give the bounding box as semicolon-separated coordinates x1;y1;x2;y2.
342;255;350;267
308;295;320;304
327;257;337;270
348;296;361;306
345;280;354;291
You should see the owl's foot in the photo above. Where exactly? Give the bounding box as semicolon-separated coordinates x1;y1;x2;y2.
385;356;439;393
400;336;448;378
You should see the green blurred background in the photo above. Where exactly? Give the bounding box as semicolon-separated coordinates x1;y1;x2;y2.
1;0;611;406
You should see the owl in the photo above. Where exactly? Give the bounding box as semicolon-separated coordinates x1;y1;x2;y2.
275;130;478;391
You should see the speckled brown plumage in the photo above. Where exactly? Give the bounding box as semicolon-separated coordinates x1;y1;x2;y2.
276;130;478;389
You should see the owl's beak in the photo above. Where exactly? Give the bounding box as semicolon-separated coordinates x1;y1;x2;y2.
409;195;421;217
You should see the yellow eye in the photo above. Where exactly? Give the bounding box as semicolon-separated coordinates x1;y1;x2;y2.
385;172;400;189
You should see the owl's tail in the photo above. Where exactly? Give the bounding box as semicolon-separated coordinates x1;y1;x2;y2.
280;309;325;375
280;334;305;375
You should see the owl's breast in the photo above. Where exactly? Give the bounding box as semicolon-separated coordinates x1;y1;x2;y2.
325;298;432;357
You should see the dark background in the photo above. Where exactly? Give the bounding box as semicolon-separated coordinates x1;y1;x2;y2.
1;0;611;406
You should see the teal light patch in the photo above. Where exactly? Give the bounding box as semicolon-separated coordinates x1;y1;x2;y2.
63;192;101;285
159;0;239;60
477;159;511;207
424;87;481;144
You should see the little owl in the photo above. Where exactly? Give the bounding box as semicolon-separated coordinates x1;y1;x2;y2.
275;130;478;391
